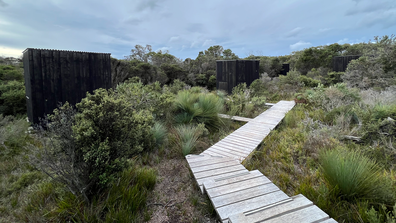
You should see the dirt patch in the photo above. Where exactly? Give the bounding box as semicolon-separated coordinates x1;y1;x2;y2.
146;157;218;223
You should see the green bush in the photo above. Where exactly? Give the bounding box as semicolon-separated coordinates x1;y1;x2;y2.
0;80;26;116
320;147;393;203
326;72;344;86
279;70;304;92
299;75;321;88
29;89;155;203
73;89;154;186
0;65;23;82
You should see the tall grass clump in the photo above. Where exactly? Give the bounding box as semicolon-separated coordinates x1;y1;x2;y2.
320;147;393;203
174;90;223;132
174;124;205;156
152;121;168;147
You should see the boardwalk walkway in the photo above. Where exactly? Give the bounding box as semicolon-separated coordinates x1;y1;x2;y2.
186;101;337;223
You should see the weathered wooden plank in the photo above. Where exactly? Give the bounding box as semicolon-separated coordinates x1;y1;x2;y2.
212;142;253;153
188;157;235;168
228;194;314;223
206;146;249;158
186;154;222;162
206;175;272;198
216;191;291;221
219;138;259;148
223;134;262;144
204;170;263;190
201;150;227;157
211;183;280;208
194;165;247;180
191;160;240;174
196;170;250;188
218;114;253;122
260;205;329;223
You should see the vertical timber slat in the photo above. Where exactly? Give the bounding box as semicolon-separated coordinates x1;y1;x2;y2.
22;48;112;124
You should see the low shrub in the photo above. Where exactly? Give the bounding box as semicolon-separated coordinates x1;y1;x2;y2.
174;124;206;156
29;89;155;203
0;80;26;116
319;147;393;203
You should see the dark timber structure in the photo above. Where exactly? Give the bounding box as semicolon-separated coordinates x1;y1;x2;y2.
23;48;111;124
333;55;361;72
216;60;259;94
281;63;290;76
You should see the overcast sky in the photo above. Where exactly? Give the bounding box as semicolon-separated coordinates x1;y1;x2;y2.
0;0;395;60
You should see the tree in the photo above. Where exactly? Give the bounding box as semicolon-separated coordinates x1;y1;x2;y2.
126;44;153;62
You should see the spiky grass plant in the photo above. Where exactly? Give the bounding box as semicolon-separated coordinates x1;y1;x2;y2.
174;124;204;156
152;122;168;147
319;147;394;203
174;91;224;132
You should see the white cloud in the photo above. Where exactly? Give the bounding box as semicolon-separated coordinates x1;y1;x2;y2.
290;41;312;51
337;38;349;44
0;46;24;58
286;27;304;38
169;36;180;42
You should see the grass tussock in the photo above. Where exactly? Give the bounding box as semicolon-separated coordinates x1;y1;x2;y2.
320;148;394;203
174;124;206;156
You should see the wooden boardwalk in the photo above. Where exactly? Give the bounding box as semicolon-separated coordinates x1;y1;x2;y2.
186;101;337;223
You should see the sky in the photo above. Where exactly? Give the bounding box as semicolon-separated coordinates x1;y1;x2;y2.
0;0;395;60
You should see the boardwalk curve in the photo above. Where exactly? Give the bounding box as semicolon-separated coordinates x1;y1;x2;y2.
186;101;337;223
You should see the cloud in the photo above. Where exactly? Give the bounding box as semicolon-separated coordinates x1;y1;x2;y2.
346;0;396;16
319;28;332;33
169;36;180;42
290;41;312;51
285;27;304;38
0;0;8;7
202;39;215;47
136;0;161;11
337;38;349;44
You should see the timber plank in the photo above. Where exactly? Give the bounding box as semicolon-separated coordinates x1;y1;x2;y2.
223;135;262;143
211;183;280;208
228;194;314;223
194;165;247;180
216;191;291;221
191;160;240;174
196;170;250;188
210;145;251;156
188;157;236;168
204;170;263;190
206;146;249;158
260;205;329;223
206;175;272;198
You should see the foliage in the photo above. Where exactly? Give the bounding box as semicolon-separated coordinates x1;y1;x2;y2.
29;89;154;203
116;80;174;118
291;43;348;74
305;83;360;112
299;75;321;88
174;90;224;132
319;147;394;203
279;69;305;93
174;124;206;156
152;121;168;147
0;64;26;116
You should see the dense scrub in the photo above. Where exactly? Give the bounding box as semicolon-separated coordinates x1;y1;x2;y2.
1;35;396;222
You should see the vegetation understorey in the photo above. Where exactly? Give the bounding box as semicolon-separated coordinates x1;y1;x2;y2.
1;35;396;222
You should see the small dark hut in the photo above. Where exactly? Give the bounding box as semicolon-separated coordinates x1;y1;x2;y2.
216;60;259;94
23;48;112;124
